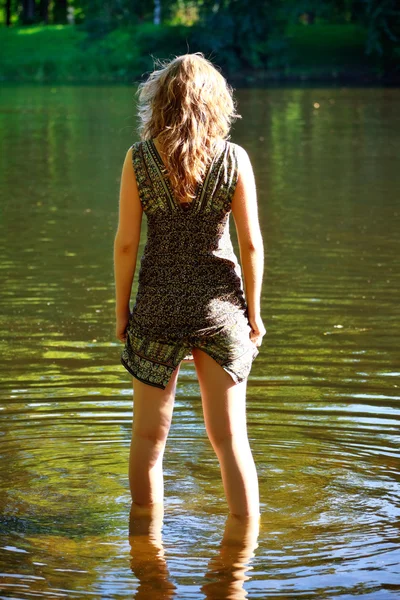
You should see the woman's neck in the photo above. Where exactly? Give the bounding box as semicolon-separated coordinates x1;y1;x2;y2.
153;137;166;159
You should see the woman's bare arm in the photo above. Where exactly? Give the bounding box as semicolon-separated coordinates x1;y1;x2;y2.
231;145;264;322
114;147;143;330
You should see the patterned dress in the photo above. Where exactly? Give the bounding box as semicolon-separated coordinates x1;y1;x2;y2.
120;138;259;389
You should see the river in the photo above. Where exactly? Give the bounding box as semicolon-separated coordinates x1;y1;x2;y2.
0;83;399;598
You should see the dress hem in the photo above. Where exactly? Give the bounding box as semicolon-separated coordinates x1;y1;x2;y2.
120;355;167;390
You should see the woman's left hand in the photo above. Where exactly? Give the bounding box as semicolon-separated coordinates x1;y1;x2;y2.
116;311;130;343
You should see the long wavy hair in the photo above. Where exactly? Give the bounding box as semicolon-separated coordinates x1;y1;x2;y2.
135;53;241;205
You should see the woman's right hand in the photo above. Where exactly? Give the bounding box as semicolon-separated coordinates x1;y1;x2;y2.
248;314;266;347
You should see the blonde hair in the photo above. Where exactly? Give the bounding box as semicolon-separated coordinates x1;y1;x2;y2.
135;52;241;204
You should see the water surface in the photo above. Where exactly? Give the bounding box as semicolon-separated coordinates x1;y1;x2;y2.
0;83;399;598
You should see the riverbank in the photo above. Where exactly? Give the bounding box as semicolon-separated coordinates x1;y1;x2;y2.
1;22;396;84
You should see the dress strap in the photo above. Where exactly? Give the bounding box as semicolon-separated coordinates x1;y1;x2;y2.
146;138;227;216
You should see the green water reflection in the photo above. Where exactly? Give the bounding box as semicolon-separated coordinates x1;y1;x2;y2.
0;84;399;598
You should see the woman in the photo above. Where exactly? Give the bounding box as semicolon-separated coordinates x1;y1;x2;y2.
114;53;266;518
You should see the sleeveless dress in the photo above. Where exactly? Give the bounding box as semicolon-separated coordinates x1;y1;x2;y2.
120;138;259;389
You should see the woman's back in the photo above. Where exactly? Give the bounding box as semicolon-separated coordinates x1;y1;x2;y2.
132;137;244;322
121;137;259;388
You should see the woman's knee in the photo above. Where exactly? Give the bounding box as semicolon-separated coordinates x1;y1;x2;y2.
206;414;250;451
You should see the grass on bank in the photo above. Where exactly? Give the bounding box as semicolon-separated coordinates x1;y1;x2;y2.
0;22;378;82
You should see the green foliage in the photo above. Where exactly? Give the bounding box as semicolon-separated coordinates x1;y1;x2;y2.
359;0;400;73
166;0;201;26
285;23;369;68
0;24;196;82
133;22;192;73
0;26;85;81
0;19;394;83
187;16;239;74
1;0;400;78
195;0;286;70
278;0;334;25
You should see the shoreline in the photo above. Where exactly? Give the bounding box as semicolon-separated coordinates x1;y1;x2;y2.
1;70;398;86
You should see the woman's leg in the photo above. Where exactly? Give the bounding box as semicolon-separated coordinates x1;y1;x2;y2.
192;348;260;518
129;364;181;507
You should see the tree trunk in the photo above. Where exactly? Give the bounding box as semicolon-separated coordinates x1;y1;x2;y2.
22;0;35;24
39;0;49;23
53;0;68;24
5;0;12;26
154;0;161;25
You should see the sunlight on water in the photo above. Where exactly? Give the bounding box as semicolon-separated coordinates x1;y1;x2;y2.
0;84;399;598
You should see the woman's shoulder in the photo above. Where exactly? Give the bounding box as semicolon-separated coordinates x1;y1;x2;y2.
226;140;248;156
225;140;249;161
129;140;150;162
224;141;250;170
131;140;144;150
